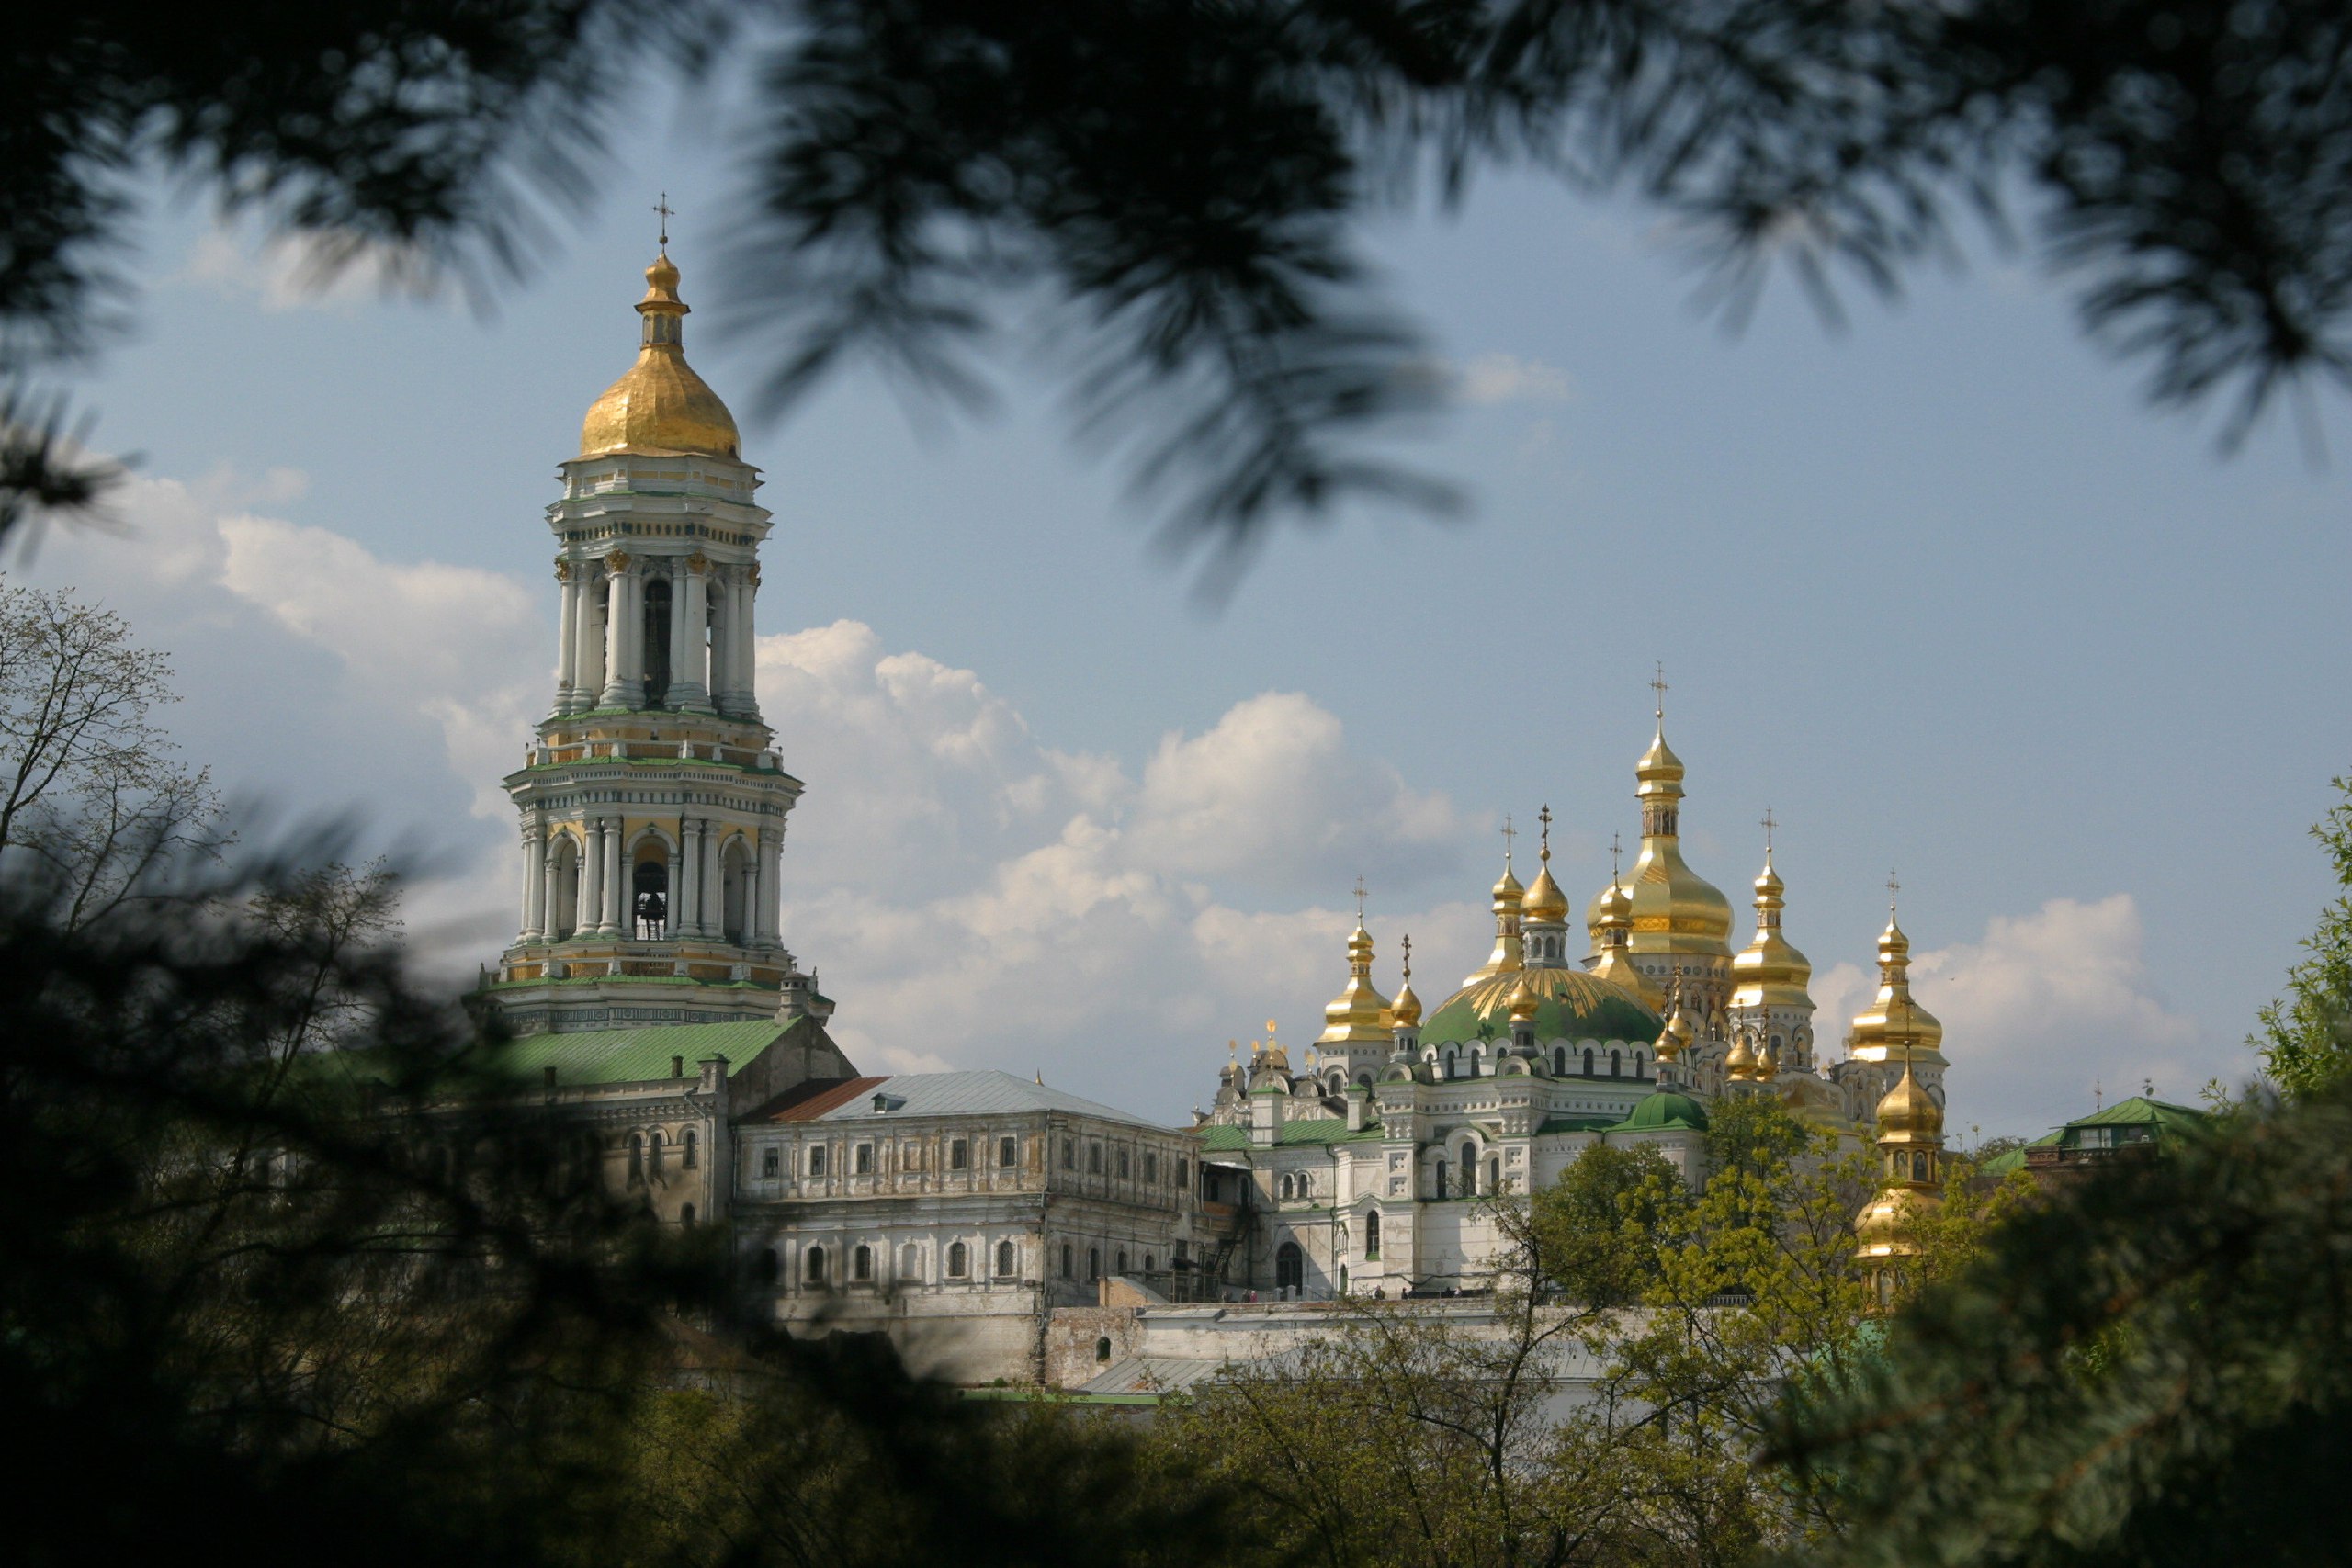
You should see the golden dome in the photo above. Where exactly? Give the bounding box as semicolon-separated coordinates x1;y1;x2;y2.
1656;992;1694;1061
1464;851;1527;987
1873;1056;1945;1140
578;253;742;460
1588;720;1732;957
1521;863;1569;925
1317;921;1393;1045
1724;1028;1760;1081
1849;915;1945;1064
1390;933;1424;1030
1729;852;1814;1012
1506;973;1540;1023
1853;1185;1938;1257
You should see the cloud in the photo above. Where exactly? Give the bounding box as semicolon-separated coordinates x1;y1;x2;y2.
182;229;442;313
1816;897;2211;1139
1454;352;1575;407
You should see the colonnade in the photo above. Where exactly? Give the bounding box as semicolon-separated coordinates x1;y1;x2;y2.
517;816;785;949
551;552;762;717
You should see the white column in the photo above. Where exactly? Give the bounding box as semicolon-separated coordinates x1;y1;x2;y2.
742;839;761;948
553;566;579;714
521;823;547;941
760;826;784;943
574;567;606;711
601;556;639;709
698;821;720;937
706;571;731;714
676;818;700;938
732;570;759;716
674;558;712;711
542;834;565;940
605;817;627;934
581;818;605;938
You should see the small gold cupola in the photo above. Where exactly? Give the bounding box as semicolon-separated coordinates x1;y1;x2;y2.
1730;829;1814;1015
578;246;743;460
1848;874;1945;1066
1855;1047;1949;1303
1587;671;1733;959
1390;933;1423;1031
1318;898;1394;1047
1464;820;1527;987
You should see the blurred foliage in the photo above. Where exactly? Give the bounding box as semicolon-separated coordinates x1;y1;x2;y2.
8;1;2352;581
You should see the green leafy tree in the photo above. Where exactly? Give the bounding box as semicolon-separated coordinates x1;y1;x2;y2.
2253;774;2352;1098
1526;1140;1689;1308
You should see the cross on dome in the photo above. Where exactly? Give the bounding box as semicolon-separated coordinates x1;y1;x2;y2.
1650;661;1668;720
1500;815;1516;864
653;191;675;249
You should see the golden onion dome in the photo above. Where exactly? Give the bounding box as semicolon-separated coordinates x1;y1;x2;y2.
1390;976;1422;1029
1724;1029;1760;1080
1636;727;1685;787
1588;719;1732;956
1464;852;1528;987
1521;861;1569;925
1317;921;1393;1044
1849;915;1945;1062
1656;993;1694;1061
1506;972;1540;1023
1874;1057;1945;1140
1493;861;1525;902
1853;1186;1937;1257
578;252;742;460
1729;853;1814;1012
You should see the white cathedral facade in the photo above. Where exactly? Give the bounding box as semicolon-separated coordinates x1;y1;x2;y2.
444;249;1957;1382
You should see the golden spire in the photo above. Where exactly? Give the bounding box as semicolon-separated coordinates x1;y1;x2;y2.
1848;872;1944;1066
1317;904;1394;1045
1390;933;1423;1029
1464;819;1527;986
1521;804;1570;928
1587;671;1731;958
578;238;742;460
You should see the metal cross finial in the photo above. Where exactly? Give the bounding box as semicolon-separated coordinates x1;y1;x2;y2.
1650;661;1668;719
1400;932;1412;981
653;192;675;248
1353;876;1367;921
1760;806;1777;856
1887;868;1901;917
1609;830;1623;882
1500;814;1516;864
1537;803;1553;860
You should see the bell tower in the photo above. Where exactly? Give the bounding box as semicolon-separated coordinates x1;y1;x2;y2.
485;247;818;1034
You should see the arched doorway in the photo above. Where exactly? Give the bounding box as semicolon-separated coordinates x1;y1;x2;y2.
720;836;749;945
641;578;673;705
1275;1241;1304;1295
632;857;669;939
548;834;581;940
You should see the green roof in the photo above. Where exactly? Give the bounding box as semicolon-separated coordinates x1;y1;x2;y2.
1420;967;1659;1049
1535;1115;1622;1135
1196;1116;1384;1152
1609;1089;1709;1134
2059;1096;2211;1139
471;1020;789;1085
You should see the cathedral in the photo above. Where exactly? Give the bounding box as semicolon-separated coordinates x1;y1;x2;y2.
441;243;1955;1382
1193;720;1955;1298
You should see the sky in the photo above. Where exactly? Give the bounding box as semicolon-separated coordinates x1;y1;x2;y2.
18;103;2351;1143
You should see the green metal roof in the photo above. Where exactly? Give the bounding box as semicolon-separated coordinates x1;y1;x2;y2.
2060;1096;2211;1138
1419;967;1659;1049
1535;1115;1622;1135
468;1020;788;1085
1608;1089;1710;1134
1196;1116;1383;1152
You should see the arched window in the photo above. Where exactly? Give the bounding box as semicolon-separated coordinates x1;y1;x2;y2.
901;1243;922;1280
1583;1047;1595;1076
1487;1156;1501;1194
631;856;669;939
755;1247;780;1283
950;1138;968;1171
1276;1242;1304;1293
999;1136;1019;1168
1116;1249;1128;1275
648;1131;665;1176
1144;1254;1156;1273
762;1147;780;1178
1443;1049;1457;1079
1095;1336;1113;1363
1610;1049;1622;1077
1913;1150;1932;1181
1434;1157;1449;1199
719;836;749;946
683;1129;698;1168
1554;1046;1566;1075
1061;1243;1073;1279
640;576;673;704
1634;1051;1645;1077
1279;1173;1294;1201
854;1244;873;1281
628;1134;644;1180
808;1145;826;1178
1364;1211;1382;1260
948;1241;968;1278
680;1203;696;1226
1088;1247;1101;1280
996;1239;1016;1277
806;1245;827;1283
548;833;582;941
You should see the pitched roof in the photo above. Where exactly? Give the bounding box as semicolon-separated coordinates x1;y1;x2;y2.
468;1020;787;1086
767;1077;891;1122
766;1069;1167;1129
2064;1095;2211;1134
1195;1117;1382;1152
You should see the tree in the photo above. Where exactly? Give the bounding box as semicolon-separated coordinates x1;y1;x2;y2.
1526;1140;1688;1308
2253;773;2352;1099
11;1;2352;581
1767;1077;2352;1568
0;577;221;928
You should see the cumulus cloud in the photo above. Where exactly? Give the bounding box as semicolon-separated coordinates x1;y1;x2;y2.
182;229;443;313
1816;897;2211;1140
